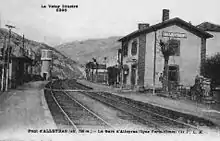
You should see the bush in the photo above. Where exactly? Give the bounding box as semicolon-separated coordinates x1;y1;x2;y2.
204;53;220;86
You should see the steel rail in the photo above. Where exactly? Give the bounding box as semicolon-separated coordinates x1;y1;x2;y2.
45;85;214;132
63;91;115;129
59;82;165;129
44;80;217;133
49;80;114;130
49;81;79;132
78;91;165;130
46;80;204;131
72;82;203;131
88;91;201;130
47;87;199;130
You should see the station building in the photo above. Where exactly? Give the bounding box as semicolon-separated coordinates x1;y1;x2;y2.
0;42;34;89
197;22;220;57
118;9;213;89
85;63;108;83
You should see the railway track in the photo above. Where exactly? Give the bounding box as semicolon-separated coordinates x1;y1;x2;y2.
45;79;220;133
85;91;200;130
44;81;76;129
45;80;114;131
60;79;202;131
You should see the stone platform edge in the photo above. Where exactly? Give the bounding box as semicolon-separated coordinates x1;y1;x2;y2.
41;88;57;128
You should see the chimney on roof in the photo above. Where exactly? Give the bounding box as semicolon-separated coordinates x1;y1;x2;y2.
138;23;150;30
162;9;170;22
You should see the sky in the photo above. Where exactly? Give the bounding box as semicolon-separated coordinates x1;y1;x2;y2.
0;0;220;46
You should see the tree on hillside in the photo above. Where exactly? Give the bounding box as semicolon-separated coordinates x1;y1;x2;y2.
92;58;98;82
204;53;220;87
103;57;108;83
158;39;176;92
85;61;92;81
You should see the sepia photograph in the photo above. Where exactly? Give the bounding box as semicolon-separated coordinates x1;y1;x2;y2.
0;0;220;140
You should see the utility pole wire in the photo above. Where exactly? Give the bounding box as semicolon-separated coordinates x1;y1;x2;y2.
5;24;15;91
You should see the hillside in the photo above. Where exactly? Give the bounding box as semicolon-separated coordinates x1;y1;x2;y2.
55;36;121;66
0;28;83;79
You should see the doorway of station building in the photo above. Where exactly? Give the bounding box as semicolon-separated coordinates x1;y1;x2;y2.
123;64;129;85
168;65;179;90
131;64;137;87
43;72;47;80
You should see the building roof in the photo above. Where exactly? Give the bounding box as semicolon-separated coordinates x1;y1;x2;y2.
118;17;213;42
0;55;33;64
89;63;106;69
197;22;220;32
11;55;33;63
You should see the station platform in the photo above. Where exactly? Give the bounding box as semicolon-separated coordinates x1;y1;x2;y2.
77;79;220;127
0;81;56;140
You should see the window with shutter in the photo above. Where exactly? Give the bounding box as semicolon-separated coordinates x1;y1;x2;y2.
168;39;180;56
123;42;128;57
131;40;137;56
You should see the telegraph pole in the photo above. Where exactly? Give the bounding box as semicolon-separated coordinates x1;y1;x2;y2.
51;51;53;80
103;57;107;84
5;24;15;91
22;34;25;54
1;36;6;91
153;28;157;95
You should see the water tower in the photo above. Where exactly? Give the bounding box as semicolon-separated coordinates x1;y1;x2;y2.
41;49;52;80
